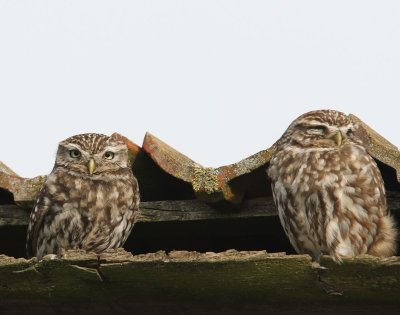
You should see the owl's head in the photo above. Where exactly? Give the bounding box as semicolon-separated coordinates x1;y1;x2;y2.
54;133;130;177
280;110;364;149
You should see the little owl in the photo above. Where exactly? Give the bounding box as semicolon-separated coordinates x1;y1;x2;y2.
268;110;397;264
26;133;140;259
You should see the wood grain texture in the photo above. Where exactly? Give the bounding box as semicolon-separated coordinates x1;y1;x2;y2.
1;249;400;310
1;191;399;226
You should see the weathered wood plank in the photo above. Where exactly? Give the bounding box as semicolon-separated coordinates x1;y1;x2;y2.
320;254;400;301
0;197;277;227
1;191;400;226
1;249;400;308
0;205;30;226
135;196;277;223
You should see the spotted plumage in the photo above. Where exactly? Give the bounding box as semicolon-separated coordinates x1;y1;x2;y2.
268;110;397;263
26;133;140;259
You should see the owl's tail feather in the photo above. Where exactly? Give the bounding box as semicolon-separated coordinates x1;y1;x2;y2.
368;215;398;257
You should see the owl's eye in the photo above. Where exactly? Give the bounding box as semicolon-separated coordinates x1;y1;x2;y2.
104;151;115;160
69;149;81;158
306;125;327;135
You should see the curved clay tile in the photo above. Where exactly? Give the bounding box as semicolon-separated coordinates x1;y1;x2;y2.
1;113;399;208
349;114;400;182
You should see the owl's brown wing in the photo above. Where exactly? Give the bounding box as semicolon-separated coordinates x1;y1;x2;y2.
26;185;49;258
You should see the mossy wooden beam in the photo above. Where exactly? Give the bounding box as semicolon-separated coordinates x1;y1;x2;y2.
1;249;400;308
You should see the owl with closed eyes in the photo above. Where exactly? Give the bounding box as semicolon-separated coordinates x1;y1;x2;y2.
26;133;140;259
268;110;397;264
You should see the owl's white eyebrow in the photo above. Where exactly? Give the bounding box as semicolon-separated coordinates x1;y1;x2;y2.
61;143;82;150
307;125;327;129
296;122;328;129
103;145;125;152
306;121;329;127
308;120;325;125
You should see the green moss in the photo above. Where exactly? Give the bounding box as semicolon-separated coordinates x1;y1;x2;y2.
1;252;400;305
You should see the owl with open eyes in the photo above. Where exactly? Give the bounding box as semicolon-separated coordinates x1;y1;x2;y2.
26;133;140;259
268;110;397;264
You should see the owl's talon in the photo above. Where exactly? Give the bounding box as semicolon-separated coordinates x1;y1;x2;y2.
42;254;59;260
311;260;327;270
317;277;343;296
316;266;328;282
318;266;327;271
314;263;343;296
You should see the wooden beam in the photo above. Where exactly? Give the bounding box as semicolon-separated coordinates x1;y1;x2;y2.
135;196;277;223
1;249;400;311
0;197;277;227
1;191;400;227
0;205;29;226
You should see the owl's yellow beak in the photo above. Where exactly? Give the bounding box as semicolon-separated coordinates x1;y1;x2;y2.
88;158;96;175
334;131;343;146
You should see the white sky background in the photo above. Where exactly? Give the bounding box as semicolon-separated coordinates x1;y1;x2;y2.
1;1;400;178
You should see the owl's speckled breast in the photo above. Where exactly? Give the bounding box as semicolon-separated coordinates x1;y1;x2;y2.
268;113;396;263
28;167;139;258
26;132;141;259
